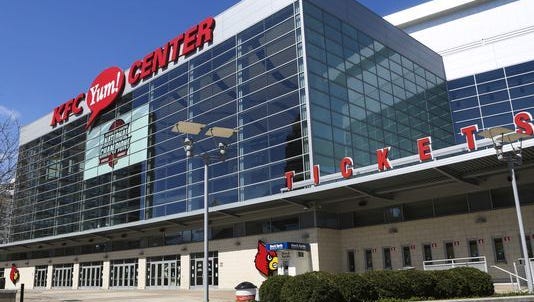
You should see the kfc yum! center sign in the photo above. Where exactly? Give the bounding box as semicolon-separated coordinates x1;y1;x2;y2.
49;17;215;129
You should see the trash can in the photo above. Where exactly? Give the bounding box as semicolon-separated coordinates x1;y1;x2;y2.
235;281;257;302
0;277;5;289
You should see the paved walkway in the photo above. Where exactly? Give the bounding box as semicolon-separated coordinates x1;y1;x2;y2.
20;288;237;302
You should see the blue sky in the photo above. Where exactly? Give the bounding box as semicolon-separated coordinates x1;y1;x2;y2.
0;0;429;125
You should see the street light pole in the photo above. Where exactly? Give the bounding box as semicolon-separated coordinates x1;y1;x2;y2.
203;159;209;302
479;127;533;293
509;161;533;293
172;121;236;302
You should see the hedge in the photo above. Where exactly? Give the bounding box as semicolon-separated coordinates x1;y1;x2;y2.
259;267;494;302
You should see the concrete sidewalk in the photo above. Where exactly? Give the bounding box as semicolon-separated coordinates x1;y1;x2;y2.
19;288;237;302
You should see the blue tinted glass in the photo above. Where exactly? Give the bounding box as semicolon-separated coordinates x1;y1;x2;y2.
478;90;509;105
507;72;534;87
510;83;534;99
475;68;504;83
452;108;480;122
481;101;511;116
477;79;506;94
450;97;478;111
512;95;534;111
505;60;534;76
483;113;513;128
448;76;474;90
448;86;476;100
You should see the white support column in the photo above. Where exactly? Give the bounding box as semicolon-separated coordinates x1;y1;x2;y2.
72;262;80;289
46;265;53;289
180;254;190;289
137;257;146;289
102;260;110;289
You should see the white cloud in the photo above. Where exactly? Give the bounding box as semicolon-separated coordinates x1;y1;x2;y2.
0;105;20;119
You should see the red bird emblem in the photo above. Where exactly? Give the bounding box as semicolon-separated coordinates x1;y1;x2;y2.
254;241;278;276
9;264;19;285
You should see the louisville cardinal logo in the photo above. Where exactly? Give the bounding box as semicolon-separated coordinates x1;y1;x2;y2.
9;264;19;285
254;241;278;276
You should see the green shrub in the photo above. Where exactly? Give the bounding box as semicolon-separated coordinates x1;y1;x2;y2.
449;267;494;297
363;271;413;299
259;275;293;302
398;270;437;298
433;270;470;298
280;271;344;302
335;273;378;302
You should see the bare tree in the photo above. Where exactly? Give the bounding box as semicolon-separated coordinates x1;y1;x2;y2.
0;114;19;243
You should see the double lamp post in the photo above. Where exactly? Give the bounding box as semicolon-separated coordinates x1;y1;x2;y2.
172;121;236;302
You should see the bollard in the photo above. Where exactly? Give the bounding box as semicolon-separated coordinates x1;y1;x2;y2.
20;283;24;302
235;281;257;302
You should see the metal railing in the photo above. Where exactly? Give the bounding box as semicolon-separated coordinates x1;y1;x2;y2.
491;264;526;292
423;256;487;272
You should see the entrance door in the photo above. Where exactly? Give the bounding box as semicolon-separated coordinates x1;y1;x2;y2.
190;253;218;287
34;266;48;288
79;262;102;287
52;264;73;287
147;259;180;288
110;261;138;288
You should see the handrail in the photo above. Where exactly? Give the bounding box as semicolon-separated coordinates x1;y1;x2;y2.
423;256;487;272
491;265;528;282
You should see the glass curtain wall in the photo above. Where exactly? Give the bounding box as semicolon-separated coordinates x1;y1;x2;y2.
302;2;453;173
11;2;309;242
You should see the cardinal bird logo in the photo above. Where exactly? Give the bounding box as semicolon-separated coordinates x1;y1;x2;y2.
9;264;19;285
254;241;278;276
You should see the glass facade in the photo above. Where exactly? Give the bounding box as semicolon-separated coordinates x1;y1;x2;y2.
448;60;534;143
303;2;454;172
11;3;308;242
10;1;456;244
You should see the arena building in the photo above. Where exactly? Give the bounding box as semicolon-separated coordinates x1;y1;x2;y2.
2;0;534;292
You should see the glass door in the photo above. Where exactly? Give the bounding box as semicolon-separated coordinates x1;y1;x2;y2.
52;264;73;287
79;262;102;287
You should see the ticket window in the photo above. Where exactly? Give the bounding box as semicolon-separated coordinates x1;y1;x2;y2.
276;250;311;276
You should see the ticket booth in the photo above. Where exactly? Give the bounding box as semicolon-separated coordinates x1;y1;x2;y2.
266;242;312;276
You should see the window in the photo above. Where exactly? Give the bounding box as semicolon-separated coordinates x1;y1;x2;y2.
494;238;506;262
423;244;432;262
402;246;412;267
383;248;392;270
445;242;455;260
347;250;355;272
469;240;480;261
365;249;373;271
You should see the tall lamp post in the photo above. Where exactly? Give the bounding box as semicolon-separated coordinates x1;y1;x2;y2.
172;121;236;302
478;127;533;293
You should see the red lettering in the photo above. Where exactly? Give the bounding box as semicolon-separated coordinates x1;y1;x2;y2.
196;17;215;48
62;100;73;122
152;45;170;73
284;171;295;191
182;25;199;56
340;157;354;179
72;93;85;115
460;124;478;151
169;34;185;62
417;137;433;162
313;165;320;185
140;52;154;80
514;111;534;135
50;104;65;127
376;147;392;171
50;94;86;127
128;61;143;85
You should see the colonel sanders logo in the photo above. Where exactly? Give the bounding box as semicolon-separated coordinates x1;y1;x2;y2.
254;241;278;276
99;119;131;167
9;264;19;285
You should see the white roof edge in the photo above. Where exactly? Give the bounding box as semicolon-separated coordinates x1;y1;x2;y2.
384;0;487;27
